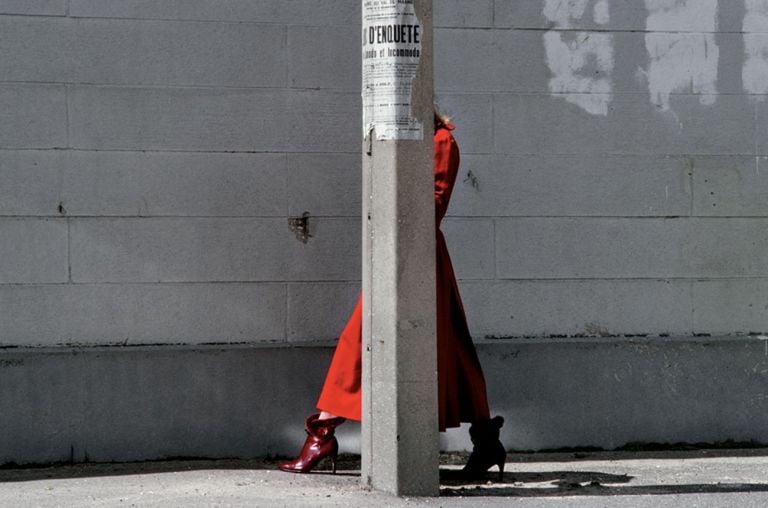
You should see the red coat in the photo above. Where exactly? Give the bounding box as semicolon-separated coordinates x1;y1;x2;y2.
316;122;490;431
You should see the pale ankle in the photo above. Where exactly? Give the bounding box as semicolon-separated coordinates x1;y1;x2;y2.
318;411;340;421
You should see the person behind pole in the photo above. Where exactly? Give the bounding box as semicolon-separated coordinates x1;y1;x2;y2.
279;108;506;480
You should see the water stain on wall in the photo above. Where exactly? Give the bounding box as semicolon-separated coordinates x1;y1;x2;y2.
543;0;614;116
288;212;312;244
743;0;768;95
644;0;719;111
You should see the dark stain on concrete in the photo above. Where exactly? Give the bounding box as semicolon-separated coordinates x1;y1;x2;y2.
288;212;312;244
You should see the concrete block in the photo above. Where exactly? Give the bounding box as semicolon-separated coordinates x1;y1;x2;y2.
618;33;743;96
69;0;360;26
494;94;755;155
496;217;768;279
460;279;692;338
692;156;768;216
70;217;360;282
0;1;65;15
686;219;768;278
494;1;675;30
287;283;359;342
440;218;495;280
68;86;291;151
638;1;721;32
449;154;692;217
282;216;361;281
0;85;67;149
433;93;493;154
720;1;748;33
755;101;768;155
0;18;73;82
495;217;687;279
286;153;361;217
692;279;768;335
0;283;286;346
0;18;287;87
435;29;545;94
494;2;548;29
286;90;360;153
719;32;748;95
0;150;62;216
434;0;493;27
288;25;359;90
0;218;68;283
62;151;286;217
640;33;721;107
494;1;552;28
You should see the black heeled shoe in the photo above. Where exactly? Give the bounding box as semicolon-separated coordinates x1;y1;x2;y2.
461;416;506;481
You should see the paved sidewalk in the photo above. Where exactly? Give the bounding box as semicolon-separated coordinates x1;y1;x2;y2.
3;449;768;507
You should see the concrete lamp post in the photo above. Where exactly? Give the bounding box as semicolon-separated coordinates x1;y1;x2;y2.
360;0;439;497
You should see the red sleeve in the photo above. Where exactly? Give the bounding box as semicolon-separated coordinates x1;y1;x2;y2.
434;128;460;223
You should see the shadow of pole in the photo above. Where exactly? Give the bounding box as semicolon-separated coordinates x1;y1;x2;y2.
441;481;768;498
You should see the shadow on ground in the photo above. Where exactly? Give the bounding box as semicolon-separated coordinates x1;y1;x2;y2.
3;450;768;498
441;479;768;498
440;448;768;497
0;457;293;483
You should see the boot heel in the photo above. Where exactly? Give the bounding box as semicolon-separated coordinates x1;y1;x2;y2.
328;447;339;474
497;460;505;481
330;440;339;474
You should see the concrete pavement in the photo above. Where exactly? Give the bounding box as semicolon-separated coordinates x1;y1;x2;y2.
3;449;768;507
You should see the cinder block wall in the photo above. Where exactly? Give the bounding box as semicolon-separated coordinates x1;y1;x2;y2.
3;1;768;462
0;1;364;347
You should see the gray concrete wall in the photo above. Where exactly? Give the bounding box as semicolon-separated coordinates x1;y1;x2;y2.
3;338;768;464
2;1;768;463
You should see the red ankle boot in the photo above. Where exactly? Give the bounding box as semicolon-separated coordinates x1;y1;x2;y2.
279;413;346;474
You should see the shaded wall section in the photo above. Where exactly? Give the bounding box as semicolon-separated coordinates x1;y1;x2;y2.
2;338;768;465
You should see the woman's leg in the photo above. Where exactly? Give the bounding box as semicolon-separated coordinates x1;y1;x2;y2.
279;295;362;474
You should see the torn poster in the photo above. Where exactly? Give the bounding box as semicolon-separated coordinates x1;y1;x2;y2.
362;0;423;140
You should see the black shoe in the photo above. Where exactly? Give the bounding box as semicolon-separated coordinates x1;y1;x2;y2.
461;416;506;481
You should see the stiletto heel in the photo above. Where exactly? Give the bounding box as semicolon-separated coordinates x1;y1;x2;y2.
279;413;346;474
